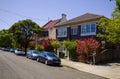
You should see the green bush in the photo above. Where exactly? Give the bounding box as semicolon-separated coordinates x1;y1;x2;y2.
35;45;44;51
63;40;78;60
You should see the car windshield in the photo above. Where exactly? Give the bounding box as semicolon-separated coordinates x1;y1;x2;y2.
17;49;23;51
33;51;39;54
46;52;56;57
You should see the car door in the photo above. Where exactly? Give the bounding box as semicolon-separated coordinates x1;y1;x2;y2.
40;53;47;62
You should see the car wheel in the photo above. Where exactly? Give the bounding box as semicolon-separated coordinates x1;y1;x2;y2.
45;60;49;65
37;58;40;62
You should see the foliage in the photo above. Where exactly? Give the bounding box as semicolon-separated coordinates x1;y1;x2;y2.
112;8;120;19
35;45;44;51
97;0;120;49
51;40;61;49
0;29;12;47
63;40;77;60
9;19;44;55
116;0;120;10
29;42;35;49
42;39;54;52
110;0;120;19
110;0;120;10
76;38;101;62
51;40;61;54
97;17;120;44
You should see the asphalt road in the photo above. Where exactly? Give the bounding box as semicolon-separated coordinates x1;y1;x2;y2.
0;50;107;79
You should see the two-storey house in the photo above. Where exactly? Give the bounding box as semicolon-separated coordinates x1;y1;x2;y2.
43;13;67;39
55;13;104;41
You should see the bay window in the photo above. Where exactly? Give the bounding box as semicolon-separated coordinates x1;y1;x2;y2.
81;23;96;36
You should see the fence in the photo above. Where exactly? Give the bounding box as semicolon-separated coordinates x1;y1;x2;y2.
95;49;120;63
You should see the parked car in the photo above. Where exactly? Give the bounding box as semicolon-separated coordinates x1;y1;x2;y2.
10;48;15;53
2;47;10;51
15;49;25;55
26;50;40;60
37;51;61;66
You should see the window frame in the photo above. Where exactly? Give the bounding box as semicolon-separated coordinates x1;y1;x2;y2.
57;27;67;37
81;23;96;36
71;27;78;35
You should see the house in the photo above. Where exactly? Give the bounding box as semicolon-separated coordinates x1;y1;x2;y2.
55;13;104;41
43;19;61;39
43;13;67;39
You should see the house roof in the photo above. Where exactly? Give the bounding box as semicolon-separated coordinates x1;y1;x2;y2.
55;13;104;27
43;19;61;29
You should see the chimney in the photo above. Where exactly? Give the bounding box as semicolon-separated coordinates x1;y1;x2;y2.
61;13;67;22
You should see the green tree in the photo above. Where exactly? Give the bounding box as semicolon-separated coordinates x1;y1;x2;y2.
35;45;44;51
51;40;61;55
9;19;44;55
110;0;120;19
97;0;120;44
0;29;12;47
63;40;77;60
97;17;120;44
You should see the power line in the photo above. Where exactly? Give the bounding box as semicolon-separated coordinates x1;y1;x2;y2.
0;18;10;26
0;8;47;21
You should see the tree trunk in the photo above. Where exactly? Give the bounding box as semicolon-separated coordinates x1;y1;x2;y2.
24;44;28;56
24;38;29;56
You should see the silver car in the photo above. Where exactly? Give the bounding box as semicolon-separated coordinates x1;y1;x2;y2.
15;49;25;55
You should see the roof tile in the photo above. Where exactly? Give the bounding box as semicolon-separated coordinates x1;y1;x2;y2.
43;19;61;29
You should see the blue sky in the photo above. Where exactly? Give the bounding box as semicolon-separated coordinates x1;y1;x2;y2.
0;0;116;30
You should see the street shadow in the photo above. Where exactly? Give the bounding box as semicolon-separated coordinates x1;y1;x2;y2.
47;64;63;67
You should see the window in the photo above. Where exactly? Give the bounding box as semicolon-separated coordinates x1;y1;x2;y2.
71;27;78;35
57;27;67;37
81;23;96;36
91;23;96;32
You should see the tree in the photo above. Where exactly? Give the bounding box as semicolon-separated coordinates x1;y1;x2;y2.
110;0;120;19
63;40;77;60
97;0;120;46
9;19;44;55
0;29;12;47
112;8;120;19
35;45;44;51
110;0;120;10
76;38;100;63
97;16;120;44
51;40;61;56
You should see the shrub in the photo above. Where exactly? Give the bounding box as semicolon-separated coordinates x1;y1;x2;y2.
35;45;44;51
42;39;54;52
51;40;61;54
76;38;101;63
64;40;77;60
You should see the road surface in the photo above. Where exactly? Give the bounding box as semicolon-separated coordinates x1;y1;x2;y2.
0;50;107;79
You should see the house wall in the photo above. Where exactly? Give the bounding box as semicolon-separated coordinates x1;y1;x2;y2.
56;20;99;41
48;27;56;39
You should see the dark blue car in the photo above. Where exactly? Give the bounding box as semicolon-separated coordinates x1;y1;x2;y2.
26;50;40;60
37;51;61;66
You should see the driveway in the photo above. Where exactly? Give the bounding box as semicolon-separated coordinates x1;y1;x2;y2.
0;51;107;79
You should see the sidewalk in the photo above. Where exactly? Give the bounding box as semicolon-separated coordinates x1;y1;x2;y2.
61;59;120;79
